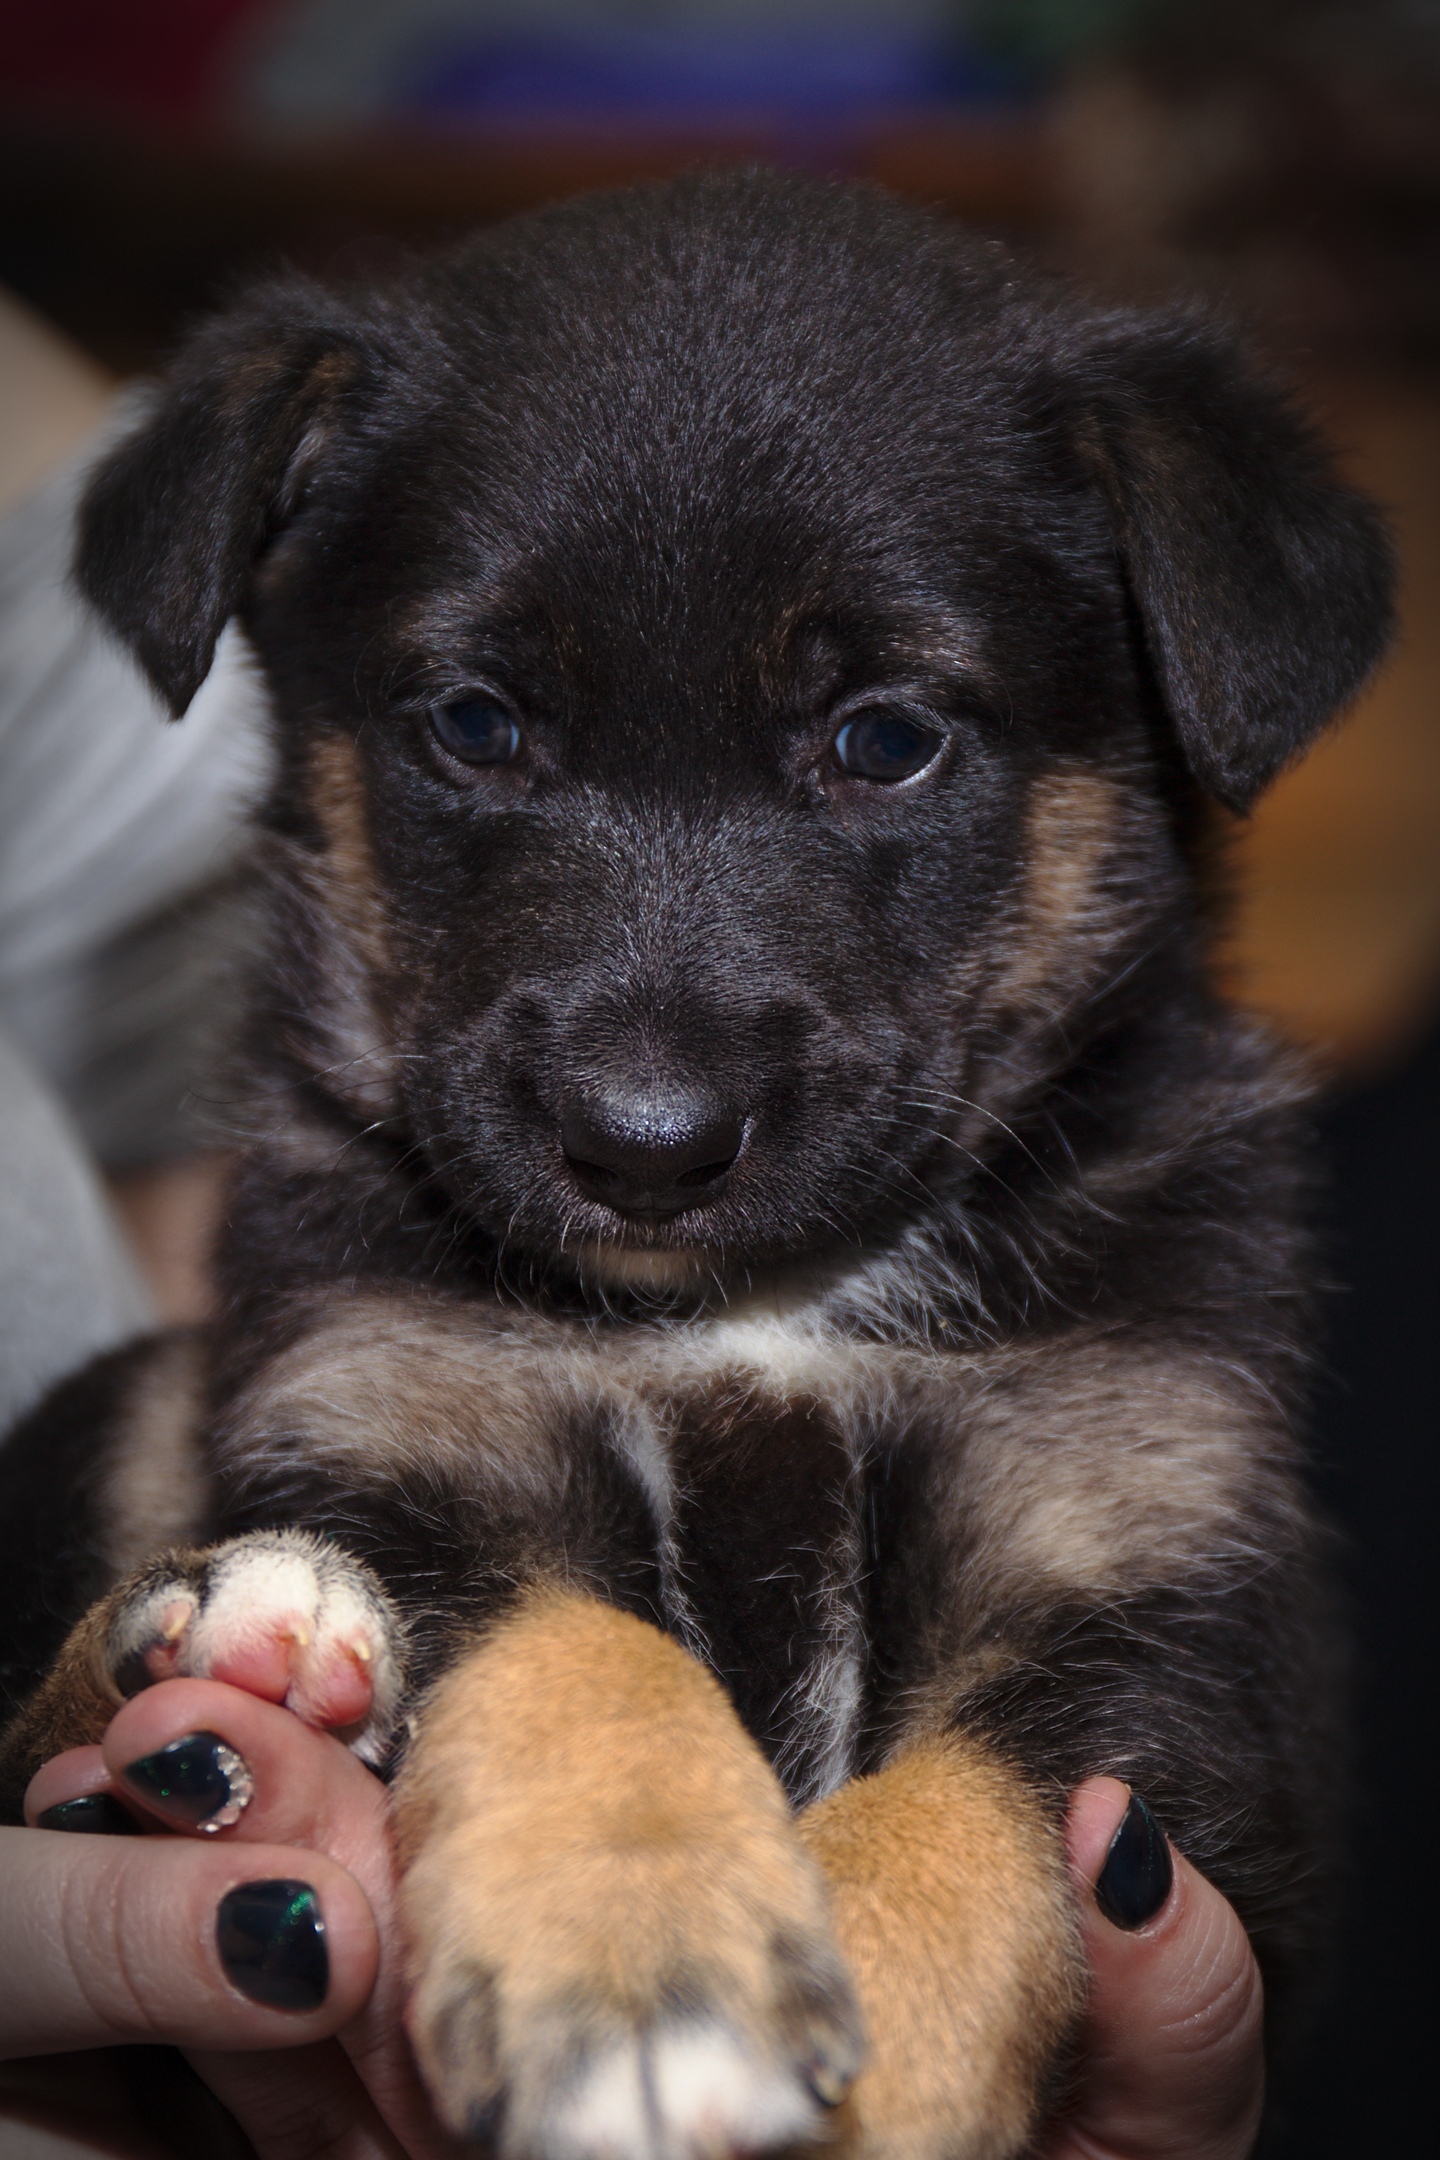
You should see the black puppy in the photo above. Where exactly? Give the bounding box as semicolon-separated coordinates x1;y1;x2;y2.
0;170;1393;2158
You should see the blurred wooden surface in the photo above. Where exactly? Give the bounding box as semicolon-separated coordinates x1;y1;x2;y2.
1224;377;1440;1076
0;287;111;513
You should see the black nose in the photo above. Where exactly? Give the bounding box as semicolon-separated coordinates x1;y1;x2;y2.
560;1089;747;1218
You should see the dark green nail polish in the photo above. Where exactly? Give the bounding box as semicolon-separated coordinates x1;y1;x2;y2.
37;1792;142;1836
122;1732;254;1832
217;1880;328;2011
1095;1792;1174;1930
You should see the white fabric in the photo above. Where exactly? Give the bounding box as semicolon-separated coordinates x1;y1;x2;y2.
0;1026;153;1429
0;396;271;1420
0;396;274;1163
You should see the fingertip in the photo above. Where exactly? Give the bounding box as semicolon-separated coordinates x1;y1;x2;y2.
24;1746;131;1828
100;1676;285;1780
78;1840;377;2039
265;1848;381;2027
1060;1829;1266;2158
1065;1776;1133;1887
2;1823;382;2056
99;1676;386;1857
1095;1793;1175;1932
1066;1780;1177;1935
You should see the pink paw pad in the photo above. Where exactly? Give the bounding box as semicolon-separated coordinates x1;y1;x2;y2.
203;1620;379;1729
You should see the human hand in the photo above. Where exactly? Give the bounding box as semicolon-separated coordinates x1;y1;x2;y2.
18;1677;462;2160
16;1701;1266;2160
1045;1778;1266;2160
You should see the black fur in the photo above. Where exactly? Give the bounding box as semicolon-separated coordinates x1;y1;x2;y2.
0;1342;157;1713
2;171;1395;2103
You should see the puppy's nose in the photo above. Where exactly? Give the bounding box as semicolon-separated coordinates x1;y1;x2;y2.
560;1090;746;1217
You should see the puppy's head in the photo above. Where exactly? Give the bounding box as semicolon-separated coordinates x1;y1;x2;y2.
77;173;1393;1289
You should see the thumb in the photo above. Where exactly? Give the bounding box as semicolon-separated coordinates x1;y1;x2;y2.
1047;1778;1265;2160
0;1820;378;2059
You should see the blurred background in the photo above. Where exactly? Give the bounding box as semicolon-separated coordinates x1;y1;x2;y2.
0;5;1435;2154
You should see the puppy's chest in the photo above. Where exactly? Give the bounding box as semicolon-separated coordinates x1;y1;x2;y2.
653;1373;871;1803
221;1300;1230;1797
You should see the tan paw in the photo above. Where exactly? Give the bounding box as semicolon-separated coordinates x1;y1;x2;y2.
413;1924;859;2160
798;1739;1085;2160
396;1593;864;2159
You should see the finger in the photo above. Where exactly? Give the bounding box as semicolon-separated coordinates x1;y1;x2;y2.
25;1746;152;1836
25;1712;424;2157
0;1823;378;2058
1048;1778;1265;2160
96;1680;392;1889
188;2040;411;2160
90;1684;462;2159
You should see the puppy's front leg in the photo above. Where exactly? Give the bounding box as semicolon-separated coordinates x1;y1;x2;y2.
394;1586;864;2160
799;1736;1082;2160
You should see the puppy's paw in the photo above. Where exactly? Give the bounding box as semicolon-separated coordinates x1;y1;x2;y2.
397;1594;864;2159
413;1905;860;2160
107;1531;404;1762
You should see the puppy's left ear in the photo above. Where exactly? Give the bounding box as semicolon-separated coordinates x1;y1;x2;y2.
75;284;375;716
1069;313;1396;811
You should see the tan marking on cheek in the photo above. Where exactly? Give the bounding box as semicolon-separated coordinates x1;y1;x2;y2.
799;1733;1081;2160
300;734;399;1111
307;733;392;975
994;767;1120;1006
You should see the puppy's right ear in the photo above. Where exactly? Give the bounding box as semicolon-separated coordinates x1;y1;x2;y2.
75;289;373;715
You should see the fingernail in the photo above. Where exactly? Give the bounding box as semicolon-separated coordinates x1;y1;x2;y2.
37;1793;143;1836
122;1732;254;1833
216;1879;329;2011
1095;1791;1174;1930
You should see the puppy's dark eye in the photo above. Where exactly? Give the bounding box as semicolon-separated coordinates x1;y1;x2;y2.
832;709;942;783
428;697;522;766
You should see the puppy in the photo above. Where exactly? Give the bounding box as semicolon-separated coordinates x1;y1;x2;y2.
0;170;1393;2159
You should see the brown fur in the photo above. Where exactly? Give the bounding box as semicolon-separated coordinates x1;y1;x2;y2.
800;1737;1083;2160
289;732;399;1117
306;733;392;980
102;1335;211;1577
0;1561;187;1772
991;768;1122;1010
393;1588;861;2145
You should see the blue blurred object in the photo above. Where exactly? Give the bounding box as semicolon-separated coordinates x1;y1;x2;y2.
400;29;1025;122
243;1;1039;128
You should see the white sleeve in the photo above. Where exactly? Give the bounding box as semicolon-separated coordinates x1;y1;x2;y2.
0;395;275;1165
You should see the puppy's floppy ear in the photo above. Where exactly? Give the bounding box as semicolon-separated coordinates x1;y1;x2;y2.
75;284;374;716
1069;312;1395;811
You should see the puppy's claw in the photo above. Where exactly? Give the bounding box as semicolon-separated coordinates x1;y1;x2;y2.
805;2061;852;2110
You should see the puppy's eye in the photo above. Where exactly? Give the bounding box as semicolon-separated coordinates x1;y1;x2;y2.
832;709;942;783
428;696;522;766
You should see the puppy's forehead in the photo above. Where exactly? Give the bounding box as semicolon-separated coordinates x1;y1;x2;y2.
364;343;1028;713
388;204;1040;556
306;194;1100;735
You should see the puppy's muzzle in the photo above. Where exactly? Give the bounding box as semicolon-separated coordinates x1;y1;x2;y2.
560;1086;747;1219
